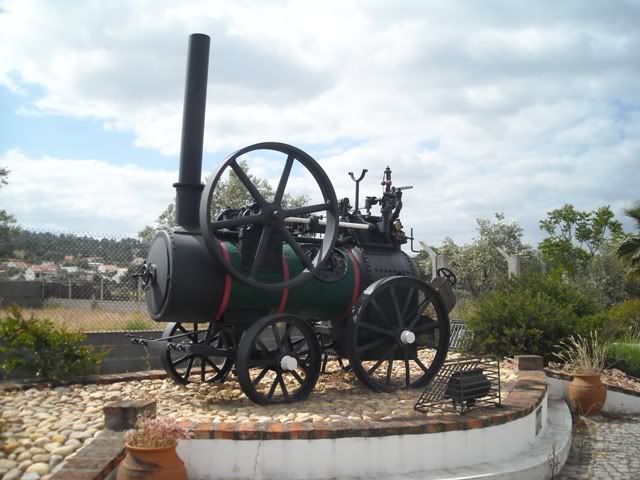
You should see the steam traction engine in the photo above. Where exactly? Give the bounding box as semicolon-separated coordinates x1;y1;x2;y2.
132;34;457;405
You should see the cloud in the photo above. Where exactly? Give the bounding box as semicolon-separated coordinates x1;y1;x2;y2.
0;149;176;235
0;0;639;244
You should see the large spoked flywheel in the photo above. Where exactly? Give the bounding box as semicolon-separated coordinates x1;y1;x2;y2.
199;142;339;290
346;276;450;392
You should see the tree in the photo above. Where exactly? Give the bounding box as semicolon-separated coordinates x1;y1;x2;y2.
538;204;623;275
138;160;309;242
618;200;640;280
138;203;176;244
0;166;20;258
429;213;535;297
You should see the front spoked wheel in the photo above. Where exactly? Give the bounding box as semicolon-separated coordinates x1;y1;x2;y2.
160;322;234;385
347;276;450;392
236;314;321;405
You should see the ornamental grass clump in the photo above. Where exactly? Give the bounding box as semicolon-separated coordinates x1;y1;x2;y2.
555;332;608;375
125;417;192;449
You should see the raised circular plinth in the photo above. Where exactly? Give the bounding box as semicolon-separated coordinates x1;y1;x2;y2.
173;371;548;480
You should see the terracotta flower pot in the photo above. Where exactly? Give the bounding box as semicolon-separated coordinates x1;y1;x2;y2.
117;442;187;480
568;373;607;416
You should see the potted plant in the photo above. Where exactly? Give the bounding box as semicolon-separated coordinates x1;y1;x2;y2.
555;332;608;416
117;416;192;480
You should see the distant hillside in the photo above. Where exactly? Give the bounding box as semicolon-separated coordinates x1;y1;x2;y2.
1;229;148;266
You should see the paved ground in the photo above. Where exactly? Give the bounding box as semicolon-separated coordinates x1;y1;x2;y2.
558;414;640;479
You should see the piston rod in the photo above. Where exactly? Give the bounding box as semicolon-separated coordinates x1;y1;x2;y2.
284;217;373;230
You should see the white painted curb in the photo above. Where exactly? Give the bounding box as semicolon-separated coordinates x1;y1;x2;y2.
400;399;571;480
177;393;564;480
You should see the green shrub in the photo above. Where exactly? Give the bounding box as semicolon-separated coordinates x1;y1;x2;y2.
607;341;640;378
576;299;640;340
0;306;107;381
607;300;640;338
465;273;599;361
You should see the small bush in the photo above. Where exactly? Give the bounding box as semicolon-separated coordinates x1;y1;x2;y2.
607;342;640;378
607;300;640;338
0;306;107;381
465;273;599;361
576;299;640;340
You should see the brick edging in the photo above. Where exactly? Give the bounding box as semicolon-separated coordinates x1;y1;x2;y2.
49;431;126;480
177;371;547;441
0;370;168;392
544;368;640;398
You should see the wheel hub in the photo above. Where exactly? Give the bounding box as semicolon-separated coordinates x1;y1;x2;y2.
280;355;298;371
400;330;416;345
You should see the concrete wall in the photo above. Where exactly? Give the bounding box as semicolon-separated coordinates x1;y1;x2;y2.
178;394;549;480
83;331;164;375
0;330;164;380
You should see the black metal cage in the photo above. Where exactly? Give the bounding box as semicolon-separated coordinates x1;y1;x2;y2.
415;355;501;415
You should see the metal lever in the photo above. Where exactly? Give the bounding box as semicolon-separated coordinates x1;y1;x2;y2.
409;227;421;253
348;169;368;214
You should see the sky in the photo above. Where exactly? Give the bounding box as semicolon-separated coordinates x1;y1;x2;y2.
0;0;638;247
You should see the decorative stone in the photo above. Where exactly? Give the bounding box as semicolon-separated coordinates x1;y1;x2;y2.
16;451;31;462
515;355;544;371
34;438;49;448
2;468;22;480
26;462;49;475
43;443;60;453
68;432;91;441
49;455;63;469
22;473;40;480
50;435;66;444
32;454;50;463
103;400;157;432
50;446;74;457
0;460;17;471
1;442;18;455
18;459;32;471
63;439;81;449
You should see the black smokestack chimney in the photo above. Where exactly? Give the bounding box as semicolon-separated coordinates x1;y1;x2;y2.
174;33;210;231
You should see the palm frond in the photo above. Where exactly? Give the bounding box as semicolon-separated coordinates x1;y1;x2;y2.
624;200;640;229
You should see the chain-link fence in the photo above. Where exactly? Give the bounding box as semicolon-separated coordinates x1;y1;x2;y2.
0;229;162;332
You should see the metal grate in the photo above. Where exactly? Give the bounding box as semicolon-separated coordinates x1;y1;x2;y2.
415;355;501;415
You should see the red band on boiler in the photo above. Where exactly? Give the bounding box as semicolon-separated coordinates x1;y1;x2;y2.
214;242;232;321
278;255;290;313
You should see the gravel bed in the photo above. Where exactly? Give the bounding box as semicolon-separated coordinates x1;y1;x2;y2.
0;359;517;480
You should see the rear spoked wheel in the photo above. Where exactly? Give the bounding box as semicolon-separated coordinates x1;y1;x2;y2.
236;314;321;405
347;276;450;392
161;322;234;385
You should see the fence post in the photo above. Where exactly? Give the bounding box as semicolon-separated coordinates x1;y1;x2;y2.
496;247;521;276
419;241;438;279
137;277;142;302
100;277;104;301
68;278;72;299
419;242;451;279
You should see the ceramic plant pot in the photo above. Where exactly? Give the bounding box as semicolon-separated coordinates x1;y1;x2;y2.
568;373;607;416
117;442;187;480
